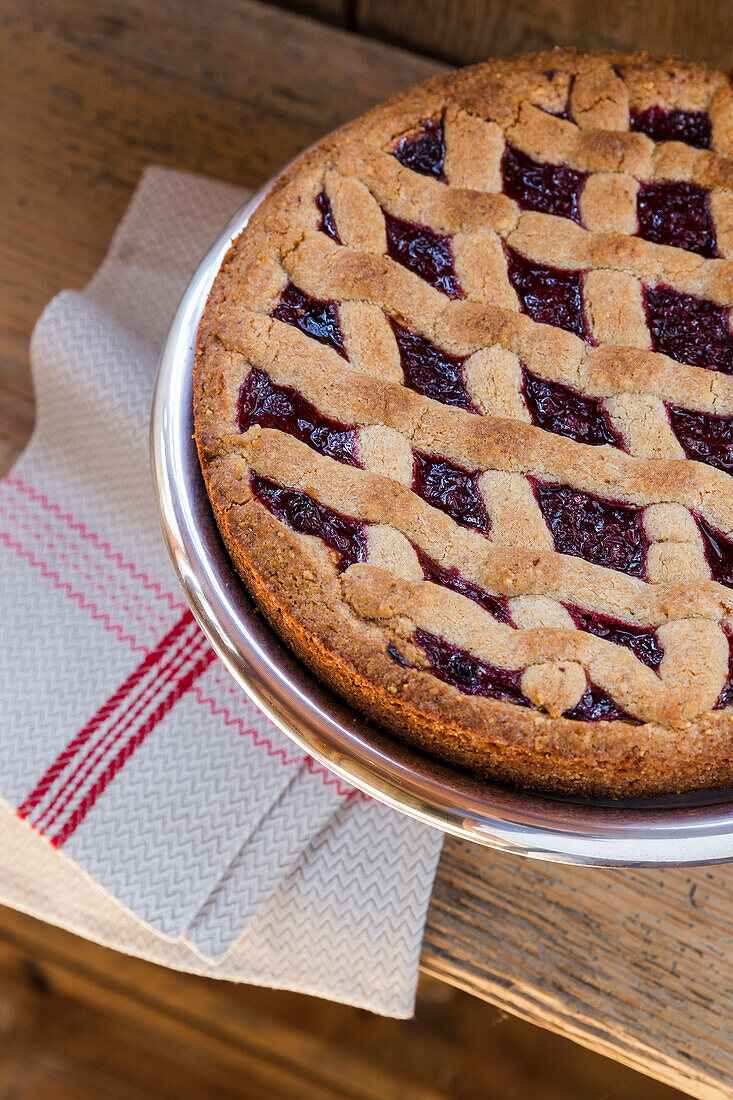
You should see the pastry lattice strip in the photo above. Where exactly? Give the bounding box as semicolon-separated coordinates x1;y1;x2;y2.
205;56;733;719
219;424;730;724
203;316;733;719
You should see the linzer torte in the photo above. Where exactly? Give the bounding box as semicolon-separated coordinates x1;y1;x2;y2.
194;49;733;797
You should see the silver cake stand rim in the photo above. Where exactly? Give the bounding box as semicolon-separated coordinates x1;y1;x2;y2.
150;175;733;867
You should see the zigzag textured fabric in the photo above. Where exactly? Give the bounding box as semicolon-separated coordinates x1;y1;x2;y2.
0;167;442;1017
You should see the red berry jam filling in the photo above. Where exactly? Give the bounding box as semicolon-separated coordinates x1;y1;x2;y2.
532;481;647;578
501;145;587;224
250;475;367;571
413;632;640;722
414;545;512;624
522;370;623;447
644;285;733;373
238;368;360;467
506;248;589;340
636;181;717;258
390;320;477;412
272;283;347;358
414;630;529;706
392;119;446;180
384;212;463;298
696;514;733;588
714;627;733;709
386;641;412;668
316;190;340;243
413;451;490;535
630;106;711;150
567;606;664;670
563;679;641;724
668;405;733;475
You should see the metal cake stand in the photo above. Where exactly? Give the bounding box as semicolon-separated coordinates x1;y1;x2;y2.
151;178;733;867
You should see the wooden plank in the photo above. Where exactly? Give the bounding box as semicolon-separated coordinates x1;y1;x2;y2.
0;904;682;1099
0;0;443;446
424;842;733;1099
0;1;724;1096
0;434;22;479
274;0;348;25
355;0;733;67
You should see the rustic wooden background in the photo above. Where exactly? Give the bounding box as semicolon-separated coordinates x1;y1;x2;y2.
4;0;733;1097
278;0;733;67
0;905;684;1099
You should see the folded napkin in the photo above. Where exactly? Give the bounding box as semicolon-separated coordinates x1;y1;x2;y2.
0;166;443;1017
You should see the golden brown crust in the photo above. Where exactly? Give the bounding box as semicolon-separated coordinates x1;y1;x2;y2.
195;48;733;797
211;475;733;799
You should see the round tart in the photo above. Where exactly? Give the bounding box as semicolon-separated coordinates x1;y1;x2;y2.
195;48;733;798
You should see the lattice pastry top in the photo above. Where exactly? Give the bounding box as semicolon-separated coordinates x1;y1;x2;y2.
195;49;733;797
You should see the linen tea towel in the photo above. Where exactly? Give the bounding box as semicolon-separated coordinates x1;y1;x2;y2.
0;165;443;1017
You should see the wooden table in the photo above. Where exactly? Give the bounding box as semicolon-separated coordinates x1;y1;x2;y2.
2;3;732;1096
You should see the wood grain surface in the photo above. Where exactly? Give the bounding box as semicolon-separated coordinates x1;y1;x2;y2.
0;1;730;1097
424;848;733;1099
352;0;733;68
0;0;442;450
0;904;685;1099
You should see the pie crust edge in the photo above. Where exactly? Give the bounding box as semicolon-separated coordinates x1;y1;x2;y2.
194;48;733;798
